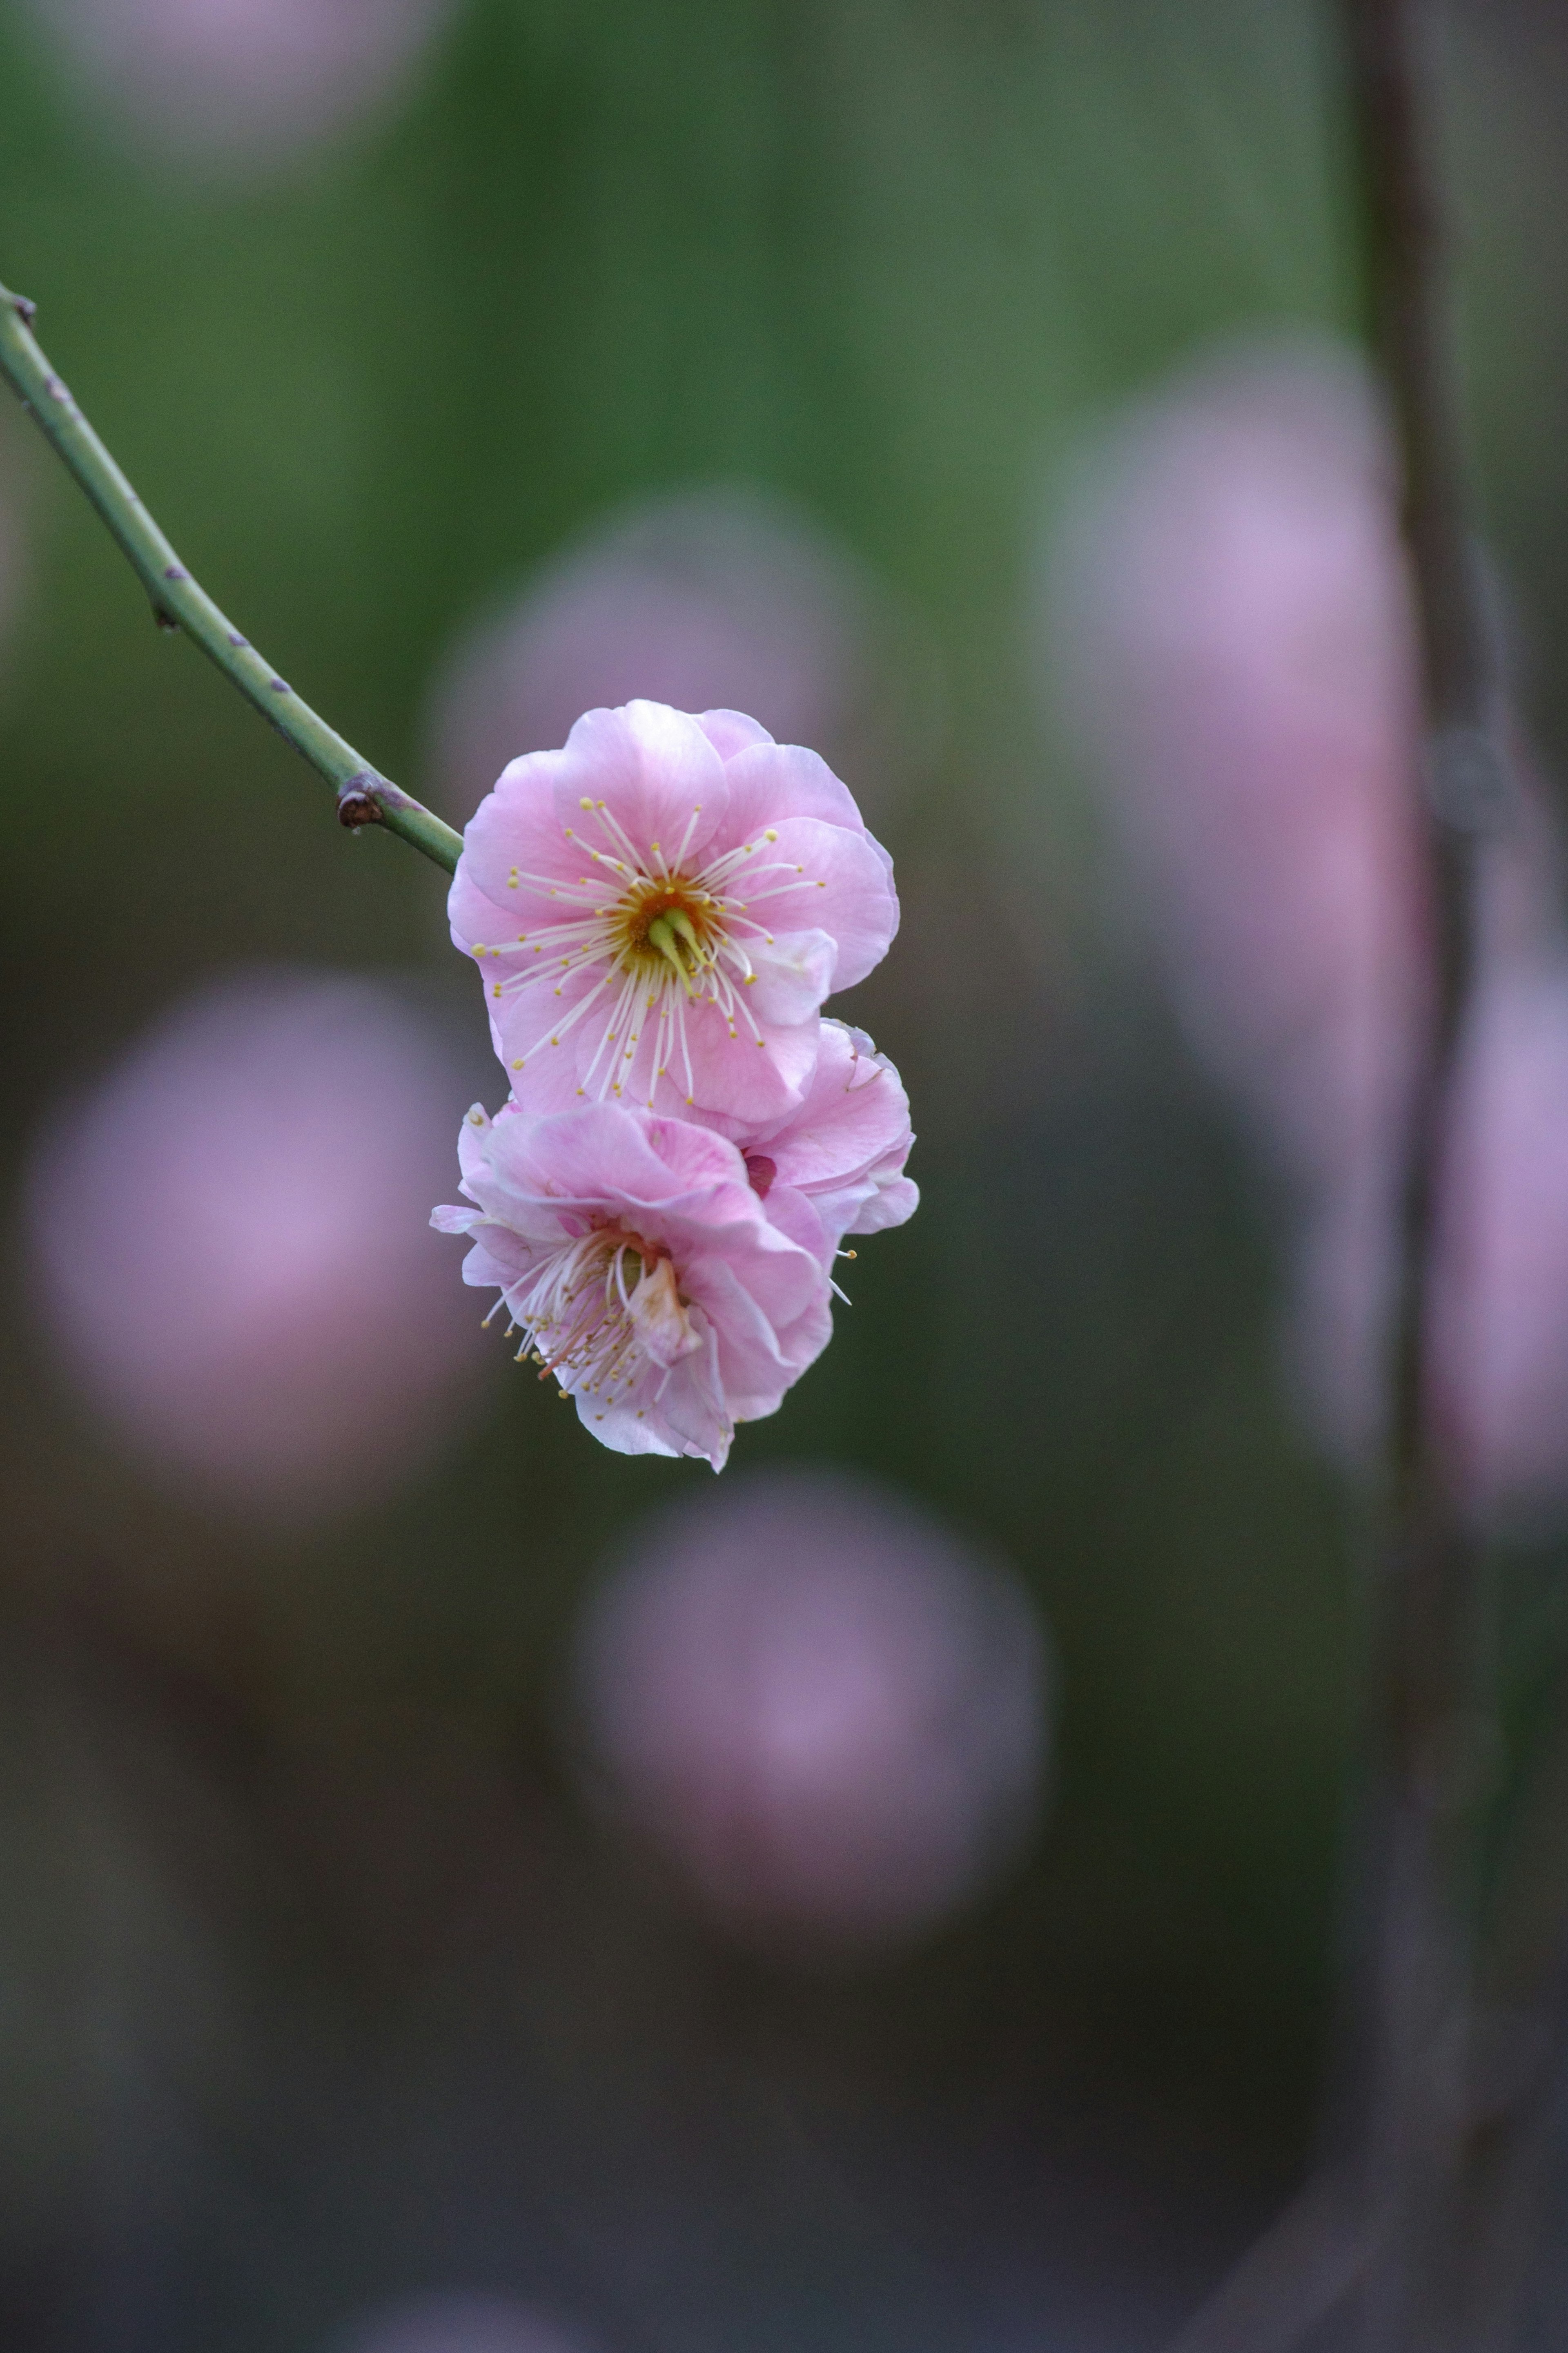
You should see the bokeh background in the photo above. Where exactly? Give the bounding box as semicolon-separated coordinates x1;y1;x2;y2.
2;2;1568;2347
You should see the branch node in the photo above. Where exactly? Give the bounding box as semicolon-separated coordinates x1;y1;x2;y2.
337;774;385;831
2;289;36;326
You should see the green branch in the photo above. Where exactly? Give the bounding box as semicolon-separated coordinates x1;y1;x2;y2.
0;279;463;877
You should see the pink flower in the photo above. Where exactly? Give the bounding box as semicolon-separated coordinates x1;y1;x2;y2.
423;483;929;834
1294;955;1568;1526
1043;340;1428;1207
449;699;898;1131
724;1018;918;1253
25;967;490;1523
575;1468;1050;1953
30;0;455;171
432;1100;833;1468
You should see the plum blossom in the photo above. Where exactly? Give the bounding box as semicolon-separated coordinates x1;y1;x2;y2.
30;0;456;171
450;699;898;1132
432;1100;832;1468
1044;337;1568;1526
723;1018;918;1254
1042;339;1428;1208
1294;954;1568;1523
24;967;490;1522
575;1469;1050;1953
423;483;938;833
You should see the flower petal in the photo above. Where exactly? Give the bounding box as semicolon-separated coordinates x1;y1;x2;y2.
719;739;869;841
548;701;729;866
744;930;837;1028
727;816;897;992
698;708;776;761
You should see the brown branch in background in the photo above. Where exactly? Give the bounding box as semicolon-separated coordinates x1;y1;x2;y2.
1339;1;1507;2347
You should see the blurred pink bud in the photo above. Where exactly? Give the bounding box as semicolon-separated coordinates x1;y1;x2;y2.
1296;956;1568;1524
334;2295;588;2353
29;0;454;168
1044;339;1429;1203
425;486;934;831
575;1469;1050;1954
25;967;491;1522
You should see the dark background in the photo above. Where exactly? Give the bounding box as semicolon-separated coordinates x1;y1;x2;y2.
2;3;1566;2346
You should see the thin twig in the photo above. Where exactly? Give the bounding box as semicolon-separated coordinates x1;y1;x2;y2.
0;279;463;877
1339;2;1506;2347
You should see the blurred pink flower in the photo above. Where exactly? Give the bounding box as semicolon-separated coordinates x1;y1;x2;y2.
29;0;454;168
26;968;489;1521
718;1017;918;1254
1048;339;1568;1522
1045;339;1429;1206
451;699;898;1131
1296;956;1568;1522
575;1470;1050;1953
432;1100;832;1468
425;484;935;832
335;2295;587;2353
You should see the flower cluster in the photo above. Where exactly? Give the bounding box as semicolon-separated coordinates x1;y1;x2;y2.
433;700;916;1467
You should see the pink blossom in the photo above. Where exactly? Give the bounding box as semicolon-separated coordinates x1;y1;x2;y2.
29;0;454;169
723;1017;918;1253
575;1469;1050;1953
1295;956;1568;1524
432;1101;833;1468
450;698;898;1132
25;968;490;1522
1044;340;1428;1206
425;484;933;833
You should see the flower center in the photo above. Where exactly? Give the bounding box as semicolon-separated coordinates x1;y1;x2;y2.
476;796;813;1108
507;1222;701;1419
614;877;718;988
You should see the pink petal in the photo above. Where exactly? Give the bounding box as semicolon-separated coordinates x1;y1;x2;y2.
718;739;870;841
697;708;776;761
547;702;729;866
731;817;898;992
452;748;588;930
745;931;837;1028
761;1022;913;1189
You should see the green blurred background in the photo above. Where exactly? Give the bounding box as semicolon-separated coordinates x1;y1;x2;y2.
1;3;1566;2347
